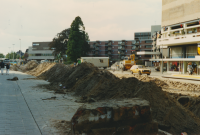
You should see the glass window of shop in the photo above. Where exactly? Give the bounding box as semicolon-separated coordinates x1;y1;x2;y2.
169;61;183;72
170;47;183;58
186;46;197;58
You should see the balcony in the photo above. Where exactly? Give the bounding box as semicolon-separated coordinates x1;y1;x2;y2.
108;52;112;55
119;52;125;55
158;25;200;46
95;43;100;46
108;42;112;46
108;47;112;50
121;48;125;51
95;47;99;51
121;42;125;46
95;52;99;55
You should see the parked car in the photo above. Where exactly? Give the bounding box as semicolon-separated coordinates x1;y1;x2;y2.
41;60;49;63
4;59;10;65
130;65;151;75
54;60;59;63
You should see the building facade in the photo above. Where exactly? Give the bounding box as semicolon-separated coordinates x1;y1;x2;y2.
28;42;55;61
134;32;153;63
151;0;200;74
87;40;138;62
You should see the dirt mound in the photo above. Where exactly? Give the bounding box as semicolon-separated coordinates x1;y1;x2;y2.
10;60;39;72
10;65;22;71
39;63;72;82
37;63;200;134
26;62;55;76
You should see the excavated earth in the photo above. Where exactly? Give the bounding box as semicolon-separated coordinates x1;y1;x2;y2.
13;62;200;134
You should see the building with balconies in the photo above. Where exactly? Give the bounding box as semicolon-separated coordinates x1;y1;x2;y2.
28;42;55;61
150;0;200;74
87;40;136;62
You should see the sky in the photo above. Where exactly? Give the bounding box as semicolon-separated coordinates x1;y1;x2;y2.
0;0;162;55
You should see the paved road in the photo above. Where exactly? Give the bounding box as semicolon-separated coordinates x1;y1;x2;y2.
0;70;41;135
0;70;82;135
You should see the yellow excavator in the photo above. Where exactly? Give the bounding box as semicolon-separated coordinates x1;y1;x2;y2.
119;54;136;71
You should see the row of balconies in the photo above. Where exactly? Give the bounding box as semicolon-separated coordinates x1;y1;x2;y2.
92;41;140;46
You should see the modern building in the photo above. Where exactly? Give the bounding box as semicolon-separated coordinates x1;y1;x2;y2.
134;32;153;64
27;42;55;61
135;25;161;65
150;0;200;74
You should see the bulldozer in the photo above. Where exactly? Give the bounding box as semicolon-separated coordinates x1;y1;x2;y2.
119;54;136;71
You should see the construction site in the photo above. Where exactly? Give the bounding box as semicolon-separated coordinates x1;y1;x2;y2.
10;61;200;135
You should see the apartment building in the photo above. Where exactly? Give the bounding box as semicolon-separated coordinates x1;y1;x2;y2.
28;42;55;61
134;32;152;64
86;40;138;62
151;0;200;74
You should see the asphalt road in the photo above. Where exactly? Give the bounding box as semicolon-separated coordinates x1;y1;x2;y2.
0;69;41;135
0;69;82;135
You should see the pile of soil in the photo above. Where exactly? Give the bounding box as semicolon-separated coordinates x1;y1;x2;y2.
10;60;39;72
26;62;55;76
38;63;200;134
10;65;22;71
38;63;72;82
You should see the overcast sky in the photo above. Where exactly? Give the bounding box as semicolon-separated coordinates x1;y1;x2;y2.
0;0;161;55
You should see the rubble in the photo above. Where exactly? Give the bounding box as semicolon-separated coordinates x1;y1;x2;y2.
71;98;158;135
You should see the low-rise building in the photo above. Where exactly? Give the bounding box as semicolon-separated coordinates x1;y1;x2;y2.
27;42;55;61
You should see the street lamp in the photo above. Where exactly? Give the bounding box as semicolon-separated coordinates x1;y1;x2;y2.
19;39;21;59
8;47;11;59
13;44;15;60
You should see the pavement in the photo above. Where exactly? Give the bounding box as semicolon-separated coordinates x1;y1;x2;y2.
0;69;82;135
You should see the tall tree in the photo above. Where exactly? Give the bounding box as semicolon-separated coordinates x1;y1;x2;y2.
67;16;91;62
0;53;5;58
48;28;71;56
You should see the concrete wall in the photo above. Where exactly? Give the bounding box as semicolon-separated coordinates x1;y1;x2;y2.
162;0;200;26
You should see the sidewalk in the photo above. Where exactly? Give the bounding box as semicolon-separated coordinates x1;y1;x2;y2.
0;70;82;135
162;74;200;81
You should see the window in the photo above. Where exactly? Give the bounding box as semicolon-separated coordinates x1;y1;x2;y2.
145;40;153;43
100;59;103;63
33;43;39;46
145;45;152;48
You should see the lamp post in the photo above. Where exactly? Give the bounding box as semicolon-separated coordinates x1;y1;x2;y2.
19;39;21;59
13;44;15;60
162;44;163;74
8;47;11;59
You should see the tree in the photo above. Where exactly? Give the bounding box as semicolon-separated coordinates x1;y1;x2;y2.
5;52;20;59
23;53;29;59
67;16;91;62
0;53;5;58
48;28;71;56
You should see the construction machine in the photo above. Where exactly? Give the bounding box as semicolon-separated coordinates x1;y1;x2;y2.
119;54;136;71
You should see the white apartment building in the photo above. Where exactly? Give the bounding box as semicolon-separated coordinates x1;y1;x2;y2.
150;0;200;75
28;42;55;61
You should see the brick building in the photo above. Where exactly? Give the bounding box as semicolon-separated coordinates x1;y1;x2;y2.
87;40;138;62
